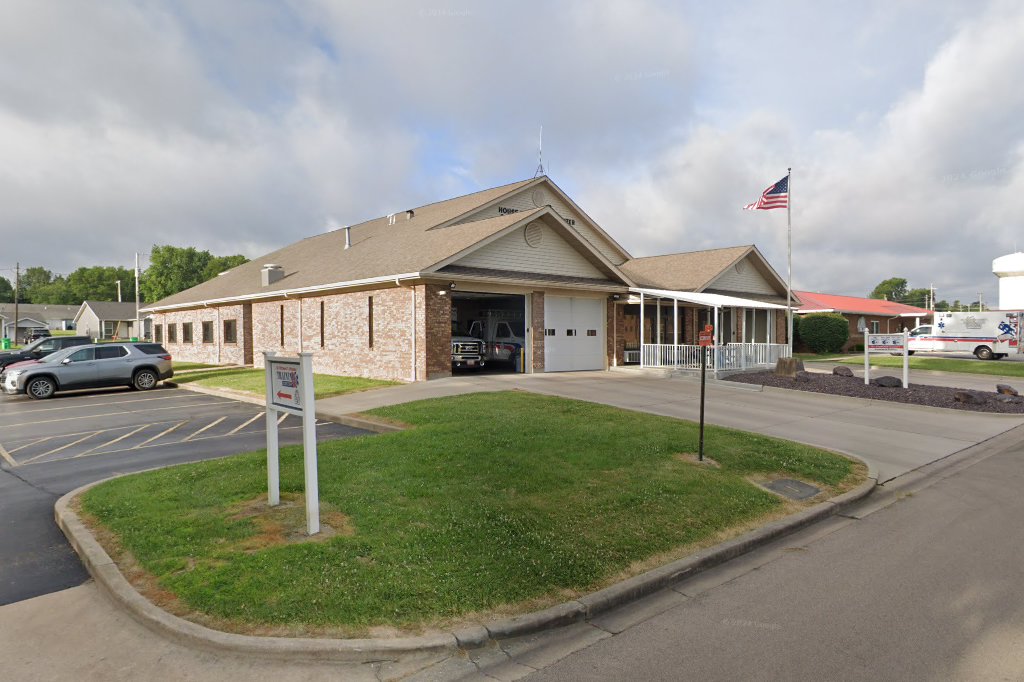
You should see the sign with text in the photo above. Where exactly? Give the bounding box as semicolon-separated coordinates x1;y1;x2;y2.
866;334;906;353
864;331;909;388
698;324;715;347
268;357;303;414
264;352;320;535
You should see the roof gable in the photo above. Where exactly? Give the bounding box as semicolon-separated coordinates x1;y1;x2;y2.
446;176;632;266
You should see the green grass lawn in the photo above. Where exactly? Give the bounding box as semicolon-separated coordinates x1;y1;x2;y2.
839;355;1024;377
172;362;220;371
794;352;855;361
170;367;396;399
80;392;863;636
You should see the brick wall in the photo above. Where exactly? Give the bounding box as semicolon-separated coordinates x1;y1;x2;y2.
607;300;625;365
424;284;451;379
531;291;545;372
153;305;245;365
249;287;419;381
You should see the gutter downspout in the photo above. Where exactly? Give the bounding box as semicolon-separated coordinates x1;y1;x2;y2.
410;285;417;382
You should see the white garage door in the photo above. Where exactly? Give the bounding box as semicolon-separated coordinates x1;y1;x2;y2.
544;296;605;372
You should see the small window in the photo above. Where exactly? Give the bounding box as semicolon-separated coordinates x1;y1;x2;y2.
167;324;177;343
566;329;576;337
368;296;374;348
319;302;325;348
96;345;128;360
279;305;285;347
545;329;555;336
182;322;193;344
223;319;237;344
586;329;597;337
870;320;880;334
154;324;163;343
202;321;214;343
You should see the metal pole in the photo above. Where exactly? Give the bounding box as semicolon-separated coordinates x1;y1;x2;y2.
699;344;706;462
787;168;793;354
13;262;19;344
135;253;141;340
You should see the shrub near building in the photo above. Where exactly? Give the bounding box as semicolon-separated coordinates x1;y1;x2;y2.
797;313;849;354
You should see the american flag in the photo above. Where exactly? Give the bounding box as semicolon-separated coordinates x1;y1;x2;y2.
743;175;789;210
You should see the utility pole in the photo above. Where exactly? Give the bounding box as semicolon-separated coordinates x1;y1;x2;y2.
135;253;141;340
116;280;122;303
13;262;19;344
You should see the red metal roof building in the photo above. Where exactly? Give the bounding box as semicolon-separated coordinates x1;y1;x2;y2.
793;290;932;350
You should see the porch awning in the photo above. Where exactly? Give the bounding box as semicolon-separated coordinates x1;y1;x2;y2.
627;287;790;310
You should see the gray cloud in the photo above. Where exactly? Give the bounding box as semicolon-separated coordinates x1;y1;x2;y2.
0;0;1020;308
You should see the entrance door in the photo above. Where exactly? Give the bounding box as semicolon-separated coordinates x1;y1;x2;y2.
544;296;605;371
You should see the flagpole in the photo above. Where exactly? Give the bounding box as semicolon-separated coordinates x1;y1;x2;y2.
787;167;793;355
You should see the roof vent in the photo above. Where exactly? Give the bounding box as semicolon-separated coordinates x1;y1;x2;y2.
406;209;415;220
387;213;397;226
344;226;351;250
261;264;284;287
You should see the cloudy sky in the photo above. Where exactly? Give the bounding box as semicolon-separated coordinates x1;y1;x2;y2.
2;0;1022;306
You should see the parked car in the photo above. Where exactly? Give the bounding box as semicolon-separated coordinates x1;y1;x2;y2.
25;328;51;343
2;342;173;400
0;335;92;371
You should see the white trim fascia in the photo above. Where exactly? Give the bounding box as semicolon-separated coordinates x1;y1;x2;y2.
437;272;627;294
141;272;423;313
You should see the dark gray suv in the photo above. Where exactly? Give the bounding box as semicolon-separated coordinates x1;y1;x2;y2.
0;335;92;370
2;342;173;399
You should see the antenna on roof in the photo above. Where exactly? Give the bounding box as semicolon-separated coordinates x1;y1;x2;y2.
534;126;545;178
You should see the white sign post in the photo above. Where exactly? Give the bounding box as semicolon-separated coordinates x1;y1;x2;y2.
263;351;319;535
864;332;910;388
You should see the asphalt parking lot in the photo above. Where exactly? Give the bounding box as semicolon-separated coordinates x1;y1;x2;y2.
0;385;370;606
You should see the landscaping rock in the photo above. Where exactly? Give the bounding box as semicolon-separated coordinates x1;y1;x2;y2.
994;393;1022;404
774;357;804;377
873;376;902;388
954;390;984;404
832;366;854;377
996;384;1019;396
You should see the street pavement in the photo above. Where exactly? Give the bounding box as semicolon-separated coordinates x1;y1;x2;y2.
2;368;1023;679
519;421;1024;681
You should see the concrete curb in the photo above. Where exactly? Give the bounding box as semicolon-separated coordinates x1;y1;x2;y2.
56;462;878;661
164;381;404;434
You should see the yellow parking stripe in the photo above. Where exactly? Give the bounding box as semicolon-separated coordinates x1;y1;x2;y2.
0;442;16;467
7;400;240;428
75;425;150;457
21;432;102;464
135;421;187;448
8;436;55;453
182;417;226;442
228;413;264;435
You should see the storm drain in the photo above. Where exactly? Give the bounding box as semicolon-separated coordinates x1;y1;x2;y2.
764;478;821;500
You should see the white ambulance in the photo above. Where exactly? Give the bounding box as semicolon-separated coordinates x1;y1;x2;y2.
907;311;1020;360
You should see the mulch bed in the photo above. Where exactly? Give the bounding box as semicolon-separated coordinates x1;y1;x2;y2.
723;370;1024;414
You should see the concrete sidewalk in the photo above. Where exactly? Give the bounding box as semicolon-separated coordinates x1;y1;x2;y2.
317;369;1024;483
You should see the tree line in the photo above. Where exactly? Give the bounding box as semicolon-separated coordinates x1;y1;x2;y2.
0;246;248;305
868;277;986;312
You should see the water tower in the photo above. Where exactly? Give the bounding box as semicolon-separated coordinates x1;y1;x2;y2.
993;252;1024;310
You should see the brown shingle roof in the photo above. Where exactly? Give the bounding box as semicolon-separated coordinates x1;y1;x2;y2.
620;245;753;291
146;179;543;309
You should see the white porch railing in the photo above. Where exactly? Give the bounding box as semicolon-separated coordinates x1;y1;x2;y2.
640;343;791;372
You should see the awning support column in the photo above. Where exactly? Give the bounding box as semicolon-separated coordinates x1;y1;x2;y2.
673;299;679;367
639;291;645;368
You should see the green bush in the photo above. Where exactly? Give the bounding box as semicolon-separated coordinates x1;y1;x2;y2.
797;313;849;354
